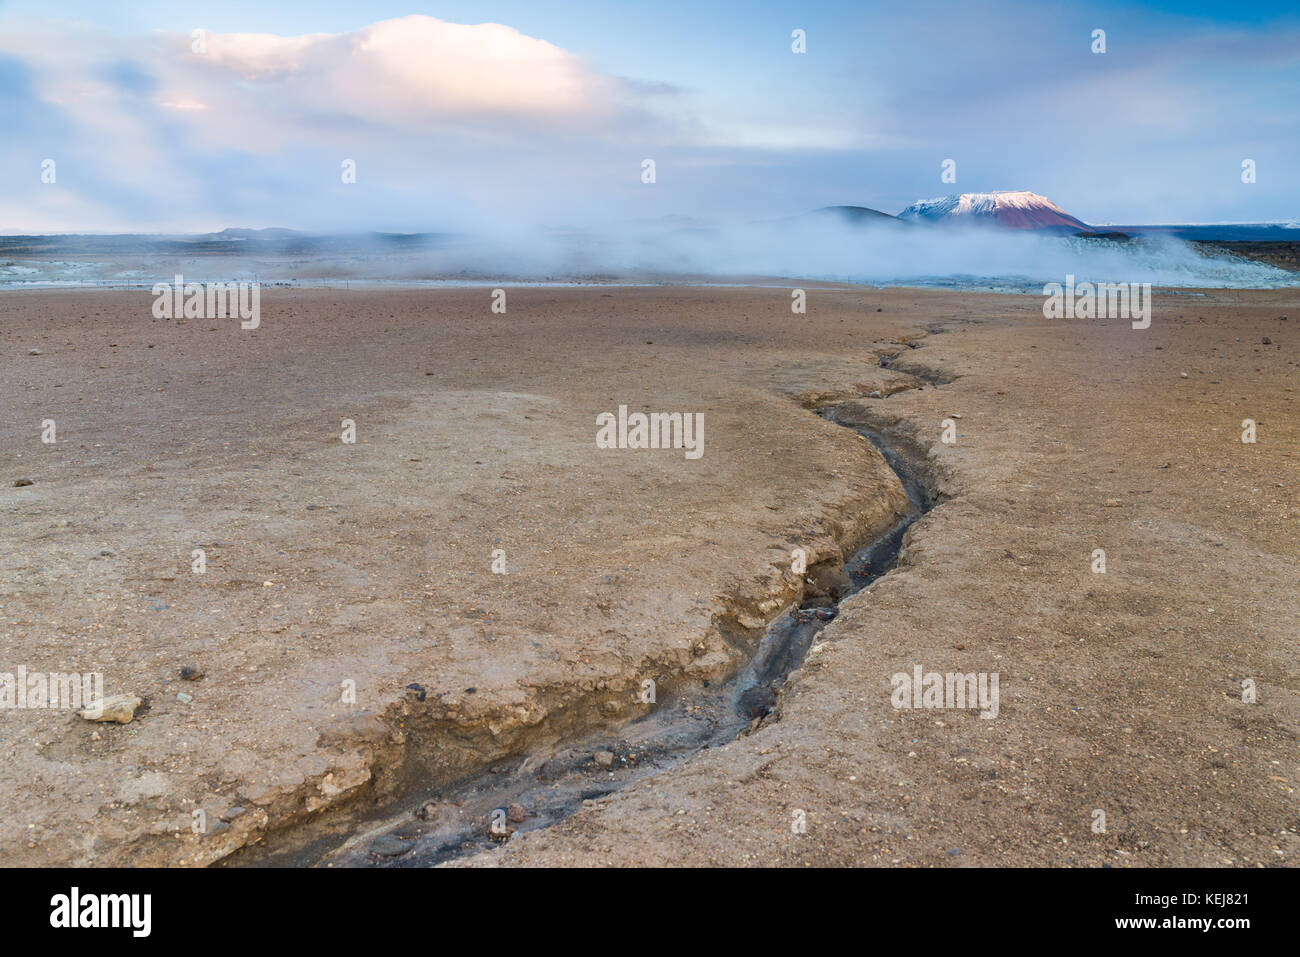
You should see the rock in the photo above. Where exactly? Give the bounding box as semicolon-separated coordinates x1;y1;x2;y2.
594;750;615;768
12;479;34;487
370;834;410;857
805;562;852;601
1179;372;1189;378
176;692;193;704
80;693;142;724
537;757;568;781
1263;336;1272;345
179;665;204;681
507;803;526;823
28;348;40;356
738;685;777;719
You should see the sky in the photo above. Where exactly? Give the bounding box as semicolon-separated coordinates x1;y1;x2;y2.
0;0;1297;233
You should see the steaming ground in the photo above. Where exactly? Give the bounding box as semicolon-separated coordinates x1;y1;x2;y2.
2;221;1296;290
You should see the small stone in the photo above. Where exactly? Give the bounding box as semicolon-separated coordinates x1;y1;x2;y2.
179;665;204;681
594;750;615;768
738;685;777;718
27;348;40;356
176;692;193;704
507;803;526;823
537;757;567;781
12;479;34;487
371;834;410;857
1262;337;1272;345
1104;499;1121;507
80;693;142;724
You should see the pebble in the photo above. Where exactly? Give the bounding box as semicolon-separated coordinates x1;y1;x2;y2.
594;750;615;768
80;693;142;724
537;757;567;780
370;834;410;857
12;479;34;487
1262;337;1272;345
27;348;40;356
738;686;777;718
179;665;205;681
507;803;526;823
176;692;193;704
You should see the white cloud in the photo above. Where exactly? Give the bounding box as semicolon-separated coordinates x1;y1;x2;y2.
184;16;619;125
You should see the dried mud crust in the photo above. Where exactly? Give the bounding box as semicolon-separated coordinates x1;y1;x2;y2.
1;285;938;866
5;286;1296;867
242;402;936;866
454;288;1300;868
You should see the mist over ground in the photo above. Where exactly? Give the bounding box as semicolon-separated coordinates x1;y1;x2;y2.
2;218;1295;290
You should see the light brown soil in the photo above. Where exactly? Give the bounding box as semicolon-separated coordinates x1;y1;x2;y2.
1;285;1295;867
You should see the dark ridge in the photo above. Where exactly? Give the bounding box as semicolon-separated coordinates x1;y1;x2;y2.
809;205;906;225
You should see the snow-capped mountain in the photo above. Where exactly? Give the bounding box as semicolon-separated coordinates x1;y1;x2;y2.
898;191;1091;231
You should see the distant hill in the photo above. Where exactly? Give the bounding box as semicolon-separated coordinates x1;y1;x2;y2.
207;227;303;241
809;205;905;225
1104;222;1300;242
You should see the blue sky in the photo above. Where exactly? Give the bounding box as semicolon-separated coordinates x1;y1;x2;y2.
1;1;1296;232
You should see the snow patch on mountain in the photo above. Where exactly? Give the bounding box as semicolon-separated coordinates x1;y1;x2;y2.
899;191;1091;231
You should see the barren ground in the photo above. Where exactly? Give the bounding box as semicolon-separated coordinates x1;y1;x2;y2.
1;284;1295;867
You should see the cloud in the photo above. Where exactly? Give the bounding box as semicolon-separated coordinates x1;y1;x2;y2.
184;16;620;126
0;15;684;231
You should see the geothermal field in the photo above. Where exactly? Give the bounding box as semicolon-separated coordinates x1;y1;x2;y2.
3;281;1296;868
